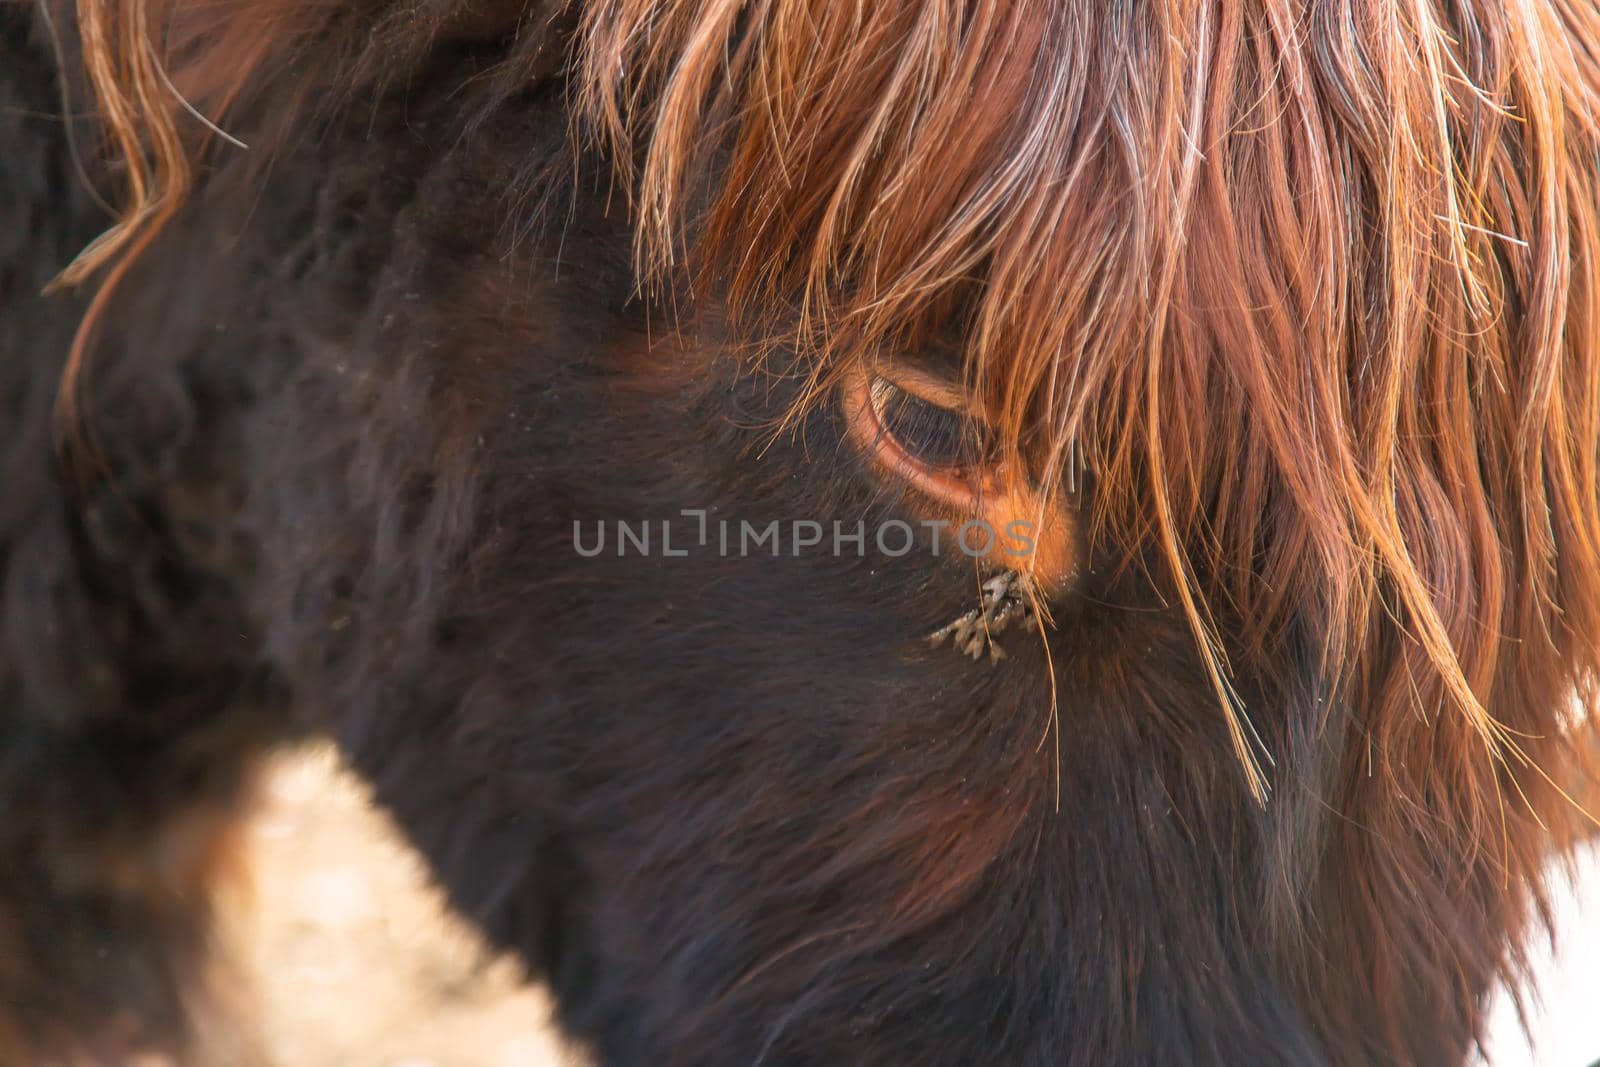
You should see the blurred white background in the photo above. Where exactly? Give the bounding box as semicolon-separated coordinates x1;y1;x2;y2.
1479;839;1600;1067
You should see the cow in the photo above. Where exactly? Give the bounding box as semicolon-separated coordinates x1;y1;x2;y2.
3;1;1599;1063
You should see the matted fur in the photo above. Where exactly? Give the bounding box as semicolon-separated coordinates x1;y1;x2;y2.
23;0;1600;1061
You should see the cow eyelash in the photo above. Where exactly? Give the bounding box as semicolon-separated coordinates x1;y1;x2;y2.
842;368;1004;513
865;376;993;474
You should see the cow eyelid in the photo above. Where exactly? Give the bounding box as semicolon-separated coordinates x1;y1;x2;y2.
843;367;1001;511
866;377;990;472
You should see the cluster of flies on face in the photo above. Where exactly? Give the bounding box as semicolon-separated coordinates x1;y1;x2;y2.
923;435;1081;667
928;569;1037;665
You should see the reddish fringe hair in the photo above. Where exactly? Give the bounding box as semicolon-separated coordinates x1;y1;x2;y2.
58;0;1600;819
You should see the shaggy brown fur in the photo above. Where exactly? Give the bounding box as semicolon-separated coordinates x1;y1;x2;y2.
4;0;1600;1063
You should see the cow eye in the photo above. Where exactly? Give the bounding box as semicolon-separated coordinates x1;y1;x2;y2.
842;364;1078;586
867;377;985;469
844;367;999;509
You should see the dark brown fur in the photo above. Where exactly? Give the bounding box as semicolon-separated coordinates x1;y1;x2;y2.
3;1;1599;1063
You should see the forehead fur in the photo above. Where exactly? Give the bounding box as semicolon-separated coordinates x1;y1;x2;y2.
58;0;1600;801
